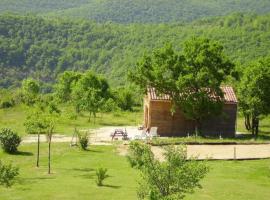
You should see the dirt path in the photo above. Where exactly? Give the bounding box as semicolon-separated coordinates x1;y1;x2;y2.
118;144;270;160
21;126;270;160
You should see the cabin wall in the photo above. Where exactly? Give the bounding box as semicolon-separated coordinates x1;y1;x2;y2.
148;100;237;138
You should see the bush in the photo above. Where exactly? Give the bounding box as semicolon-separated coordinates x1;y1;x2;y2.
102;98;119;112
0;128;21;153
78;133;89;150
95;167;109;186
0;100;14;109
127;143;209;200
0;160;19;187
127;141;153;169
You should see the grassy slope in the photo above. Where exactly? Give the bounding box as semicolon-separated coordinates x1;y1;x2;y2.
0;144;270;200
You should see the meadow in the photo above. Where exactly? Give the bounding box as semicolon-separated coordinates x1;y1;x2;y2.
0;105;269;139
0;143;270;200
0;105;143;136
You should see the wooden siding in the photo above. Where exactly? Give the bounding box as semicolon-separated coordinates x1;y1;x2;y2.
146;97;237;138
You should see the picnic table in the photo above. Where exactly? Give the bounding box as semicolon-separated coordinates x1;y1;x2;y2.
111;129;128;140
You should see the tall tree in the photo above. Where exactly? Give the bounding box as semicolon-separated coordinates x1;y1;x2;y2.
130;38;234;134
54;71;81;103
238;57;270;137
71;71;109;122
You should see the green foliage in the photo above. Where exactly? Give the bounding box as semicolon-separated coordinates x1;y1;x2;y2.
0;128;21;153
127;141;153;169
0;13;270;87
131;38;234;133
0;160;19;187
78;133;89;150
238;57;270;136
95;167;109;186
54;71;81;103
24;110;48;134
114;87;136;111
71;71;109;121
21;78;40;105
128;143;209;200
1;0;270;23
101;98;119;113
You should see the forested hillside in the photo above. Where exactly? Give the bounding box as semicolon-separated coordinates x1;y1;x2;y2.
0;0;270;23
1;13;270;87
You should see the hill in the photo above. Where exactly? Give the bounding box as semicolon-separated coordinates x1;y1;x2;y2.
0;13;270;87
0;0;270;23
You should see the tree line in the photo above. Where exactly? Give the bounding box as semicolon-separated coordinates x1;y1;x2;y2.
1;0;270;23
0;13;270;87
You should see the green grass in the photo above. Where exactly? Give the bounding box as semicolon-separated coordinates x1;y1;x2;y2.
0;144;139;200
0;105;143;136
0;144;270;200
186;160;270;200
0;105;269;139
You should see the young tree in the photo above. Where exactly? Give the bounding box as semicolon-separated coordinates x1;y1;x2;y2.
238;57;270;137
24;110;47;167
130;38;234;135
21;78;40;105
127;142;209;200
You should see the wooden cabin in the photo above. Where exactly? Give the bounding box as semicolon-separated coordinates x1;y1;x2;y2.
144;86;238;138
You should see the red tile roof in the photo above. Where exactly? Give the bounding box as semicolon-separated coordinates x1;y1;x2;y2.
148;86;237;104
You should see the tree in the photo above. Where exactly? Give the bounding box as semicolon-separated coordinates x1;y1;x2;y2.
21;78;40;105
24;109;47;167
71;71;109;122
130;38;234;135
127;142;209;200
238;57;270;137
54;71;81;103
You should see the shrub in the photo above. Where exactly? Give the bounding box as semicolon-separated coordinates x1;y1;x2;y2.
127;143;209;200
0;100;14;109
127;141;153;169
95;167;109;186
0;160;19;187
0;128;21;153
78;133;89;150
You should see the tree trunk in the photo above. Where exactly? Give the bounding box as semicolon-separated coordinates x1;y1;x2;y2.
251;116;256;136
48;140;51;174
244;114;252;131
255;118;259;139
195;120;201;137
36;130;40;167
88;112;91;122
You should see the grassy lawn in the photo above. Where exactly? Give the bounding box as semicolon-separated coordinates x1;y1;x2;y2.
0;144;139;200
0;105;269;141
0;144;270;200
0;105;143;136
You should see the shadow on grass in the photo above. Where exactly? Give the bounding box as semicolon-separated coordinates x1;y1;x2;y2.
18;176;56;185
82;149;104;153
72;167;94;172
236;133;270;141
98;122;128;126
101;184;121;189
11;151;33;156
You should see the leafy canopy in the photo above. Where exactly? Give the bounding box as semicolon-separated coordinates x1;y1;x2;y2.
131;38;234;129
238;57;270;135
127;142;209;200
